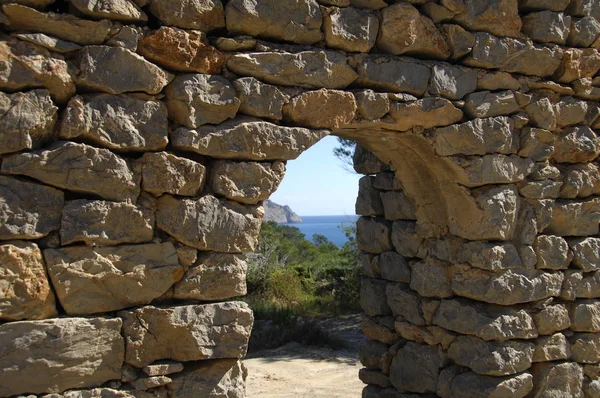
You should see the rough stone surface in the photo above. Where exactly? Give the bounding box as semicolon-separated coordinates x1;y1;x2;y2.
442;0;523;38
357;217;393;254
552;126;600;163
433;116;515;156
448;372;533;398
140;152;206;197
532;362;584;397
545;198;600;236
522;10;571;45
361;279;392;317
283;89;357;129
389;342;443;393
464;90;521;119
352;55;431;95
429;64;478;100
0;318;124;396
210;161;285;204
324;6;378;52
70;0;147;22
233;77;289;120
533;333;570;362
387;98;463;131
167;359;247;398
119;302;253;367
570;238;600;272
148;0;224;31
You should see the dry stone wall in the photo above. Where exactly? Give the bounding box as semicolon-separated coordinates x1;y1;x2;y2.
0;0;600;397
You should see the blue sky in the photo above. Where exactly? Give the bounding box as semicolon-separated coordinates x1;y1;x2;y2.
270;135;361;216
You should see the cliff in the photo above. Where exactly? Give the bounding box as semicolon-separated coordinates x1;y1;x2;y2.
264;200;302;223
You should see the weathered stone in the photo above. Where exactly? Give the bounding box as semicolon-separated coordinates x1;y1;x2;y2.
324;6;378;52
148;0;224;31
532;362;584;396
387;98;463;131
379;251;410;283
378;3;449;60
173;252;247;301
464;90;521;119
143;361;184;377
226;0;321;45
354;145;390;174
441;23;476;60
421;2;456;23
442;0;523;38
361;253;379;278
449;372;533;398
465;33;562;77
0;317;123;396
389;342;443;393
76;46;172;95
0;0;53;9
171;117;327;161
0;36;74;103
434;116;515;156
233;77;288;120
357;217;393;254
568;16;600;47
525;97;557;130
138;27;225;74
131;375;171;390
354;90;390;120
119;302;253;367
386;282;425;325
518;127;555;161
567;0;600;19
533;235;572;270
0;176;64;240
360;340;390;371
572;333;600;363
477;71;521;91
59;94;168;152
228;51;358;89
44;243;182;315
214;35;256;51
555;97;588;127
351;55;431;96
553;126;600;163
456;242;522;272
561;270;600;300
429;64;478;100
2;142;140;202
433;298;538;341
0;241;56;321
167;359;246;398
571;300;600;332
394;322;455;349
283;89;356;129
570;238;600;272
391;221;424;258
545;198;600;236
361;279;392;316
554;48;600;83
2;4;112;44
106;26;143;52
533;333;570;362
156;194;262;252
60;200;153;246
70;0;146;22
359;369;391;389
13;32;81;54
356;176;384;216
362;317;399;345
0;90;57;155
466;185;520;241
45;388;136;397
410;257;453;298
533;304;571;335
522;11;571;45
520;0;570;11
140;152;206;197
447;154;535;187
380;191;416;221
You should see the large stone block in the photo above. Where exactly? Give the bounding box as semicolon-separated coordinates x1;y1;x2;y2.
456;241;521;272
531;362;583;397
387;98;463;131
324;6;378;53
351;55;431;96
552;126;600;163
571;333;600;363
140;152;206;197
390;342;443;393
283;89;357;129
533;304;571;335
410;257;453;298
360;278;392;317
560;163;600;199
357;217;393;254
167;359;247;398
442;0;522;38
233;77;289;120
570;238;600;272
119;302;253;367
211;160;285;204
0;241;57;321
44;243;183;315
0;317;124;396
448;372;533;398
533;333;570;362
386;282;425;325
522;10;571;44
447;154;535;187
463;90;521;119
571;300;600;332
70;0;146;22
429;64;478;100
545;198;600;236
148;0;224;31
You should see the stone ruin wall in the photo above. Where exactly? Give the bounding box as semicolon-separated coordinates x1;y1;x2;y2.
1;0;600;397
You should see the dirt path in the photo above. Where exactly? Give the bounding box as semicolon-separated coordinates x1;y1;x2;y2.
244;314;366;397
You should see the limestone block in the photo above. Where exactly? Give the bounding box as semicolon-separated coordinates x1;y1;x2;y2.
360;340;390;371
465;33;562;77
210;160;284;205
119;302;253;367
387;98;463;131
568;16;600;47
468;185;520;241
441;24;475;60
552;126;600;163
570;237;600;271
214;36;256;52
106;26;143;52
545;198;600;236
452;268;563;305
167;359;247;398
442;0;523;38
456;242;521;272
362;317;399;345
70;0;147;22
386;282;425;325
351;55;431;96
0;176;64;240
138;27;225;74
380;191;416;221
410;258;453;298
165;74;239;128
357;217;393;254
13;32;81;54
148;0;224;31
356;176;384;216
518;127;555;161
324;6;378;52
233;77;289;120
389;342;443;393
522;11;571;45
0;90;57;155
447;154;535;187
525;97;557;130
533;304;571;335
448;372;533;398
156;194;262;252
532;362;585;397
554;48;600;83
359;369;391;389
433;116;516;156
433;298;538;341
59;94;168;152
171;117;328;161
2;4;112;44
555;97;588;127
379;251;411;283
226;0;321;44
360;278;392;316
567;0;600;20
140;152;206;197
2;141;140;202
533;333;570;362
391;220;424;258
448;336;535;376
559;163;600;198
464;90;521;118
477;71;521;91
519;179;562;199
0;35;74;103
283;89;357;129
353;145;390;174
533;235;572;270
0;241;57;321
172;252;247;301
571;333;600;363
228;51;358;89
354;90;390;120
0;317;124;396
143;361;184;377
60;200;153;246
561;270;600;300
378;3;449;59
44;243;183;315
571;300;600;332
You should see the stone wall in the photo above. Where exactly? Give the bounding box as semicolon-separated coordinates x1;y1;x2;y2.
0;0;599;397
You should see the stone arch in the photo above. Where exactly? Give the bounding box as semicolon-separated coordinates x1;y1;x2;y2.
0;0;599;397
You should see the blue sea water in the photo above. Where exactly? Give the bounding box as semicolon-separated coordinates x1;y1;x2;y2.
281;215;359;247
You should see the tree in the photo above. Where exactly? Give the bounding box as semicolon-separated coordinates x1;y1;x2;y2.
333;137;357;173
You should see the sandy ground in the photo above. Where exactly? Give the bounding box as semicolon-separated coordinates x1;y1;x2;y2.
244;315;366;398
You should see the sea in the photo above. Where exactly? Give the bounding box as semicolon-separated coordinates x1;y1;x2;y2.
281;215;359;247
